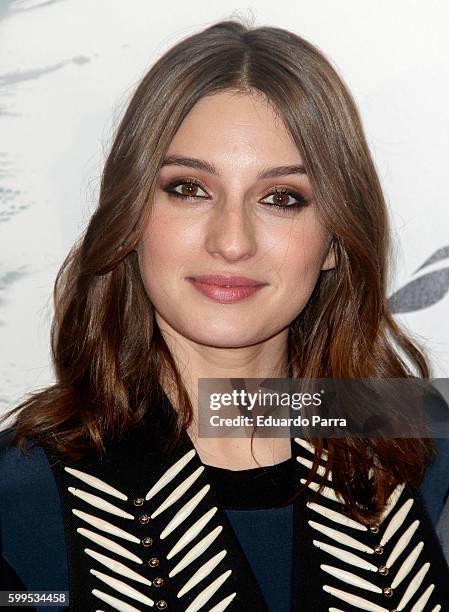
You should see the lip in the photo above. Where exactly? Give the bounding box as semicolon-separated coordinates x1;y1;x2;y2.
186;275;267;304
187;275;265;287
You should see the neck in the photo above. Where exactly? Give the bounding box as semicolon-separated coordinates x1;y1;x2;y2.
158;328;292;470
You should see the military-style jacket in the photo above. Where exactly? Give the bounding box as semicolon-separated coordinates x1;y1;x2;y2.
1;388;449;611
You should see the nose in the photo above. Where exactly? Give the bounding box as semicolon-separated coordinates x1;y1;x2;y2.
204;197;257;263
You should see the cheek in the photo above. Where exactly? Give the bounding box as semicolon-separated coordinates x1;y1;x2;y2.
137;213;196;296
138;207;169;260
274;217;330;287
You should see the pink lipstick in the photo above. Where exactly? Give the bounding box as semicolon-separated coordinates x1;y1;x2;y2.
186;275;267;304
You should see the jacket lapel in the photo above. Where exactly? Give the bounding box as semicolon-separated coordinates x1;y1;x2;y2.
46;401;269;611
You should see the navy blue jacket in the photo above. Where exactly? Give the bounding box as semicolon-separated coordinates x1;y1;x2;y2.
1;386;449;611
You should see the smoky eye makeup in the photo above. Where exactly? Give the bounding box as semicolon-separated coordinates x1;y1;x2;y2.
161;177;210;199
160;175;311;213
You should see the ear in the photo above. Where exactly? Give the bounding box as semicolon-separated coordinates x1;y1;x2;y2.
321;237;336;271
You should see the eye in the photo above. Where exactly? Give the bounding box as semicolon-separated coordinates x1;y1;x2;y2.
162;180;309;211
163;179;210;200
260;188;309;210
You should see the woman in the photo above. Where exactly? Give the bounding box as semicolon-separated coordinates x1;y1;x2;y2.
1;19;448;612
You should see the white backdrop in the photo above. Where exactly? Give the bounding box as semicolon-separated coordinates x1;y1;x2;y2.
1;0;448;414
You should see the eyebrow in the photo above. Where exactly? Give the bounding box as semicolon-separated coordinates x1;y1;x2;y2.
161;155;306;179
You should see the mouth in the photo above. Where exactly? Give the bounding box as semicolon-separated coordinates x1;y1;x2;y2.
186;275;267;304
186;274;265;288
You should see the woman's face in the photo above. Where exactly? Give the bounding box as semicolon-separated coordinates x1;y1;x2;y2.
137;91;335;349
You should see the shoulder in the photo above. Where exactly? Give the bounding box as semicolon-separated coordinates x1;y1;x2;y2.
423;384;449;430
0;426;41;467
0;427;54;500
0;425;65;536
0;428;69;592
419;385;449;524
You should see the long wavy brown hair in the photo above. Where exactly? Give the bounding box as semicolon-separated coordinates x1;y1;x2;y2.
1;19;433;523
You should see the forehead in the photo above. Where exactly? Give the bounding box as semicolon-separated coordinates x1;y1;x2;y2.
166;91;302;168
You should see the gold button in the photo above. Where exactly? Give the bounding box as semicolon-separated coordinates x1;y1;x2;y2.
139;514;150;524
383;586;393;597
142;536;153;547
156;601;168;610
133;497;144;506
374;544;384;554
153;577;164;587
378;565;389;575
148;557;160;567
369;525;379;534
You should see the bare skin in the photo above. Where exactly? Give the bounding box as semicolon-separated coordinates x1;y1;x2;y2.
137;90;335;469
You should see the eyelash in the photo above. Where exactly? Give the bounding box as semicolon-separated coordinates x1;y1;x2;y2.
162;178;309;212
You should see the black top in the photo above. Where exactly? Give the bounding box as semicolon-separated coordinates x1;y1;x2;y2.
204;457;295;509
